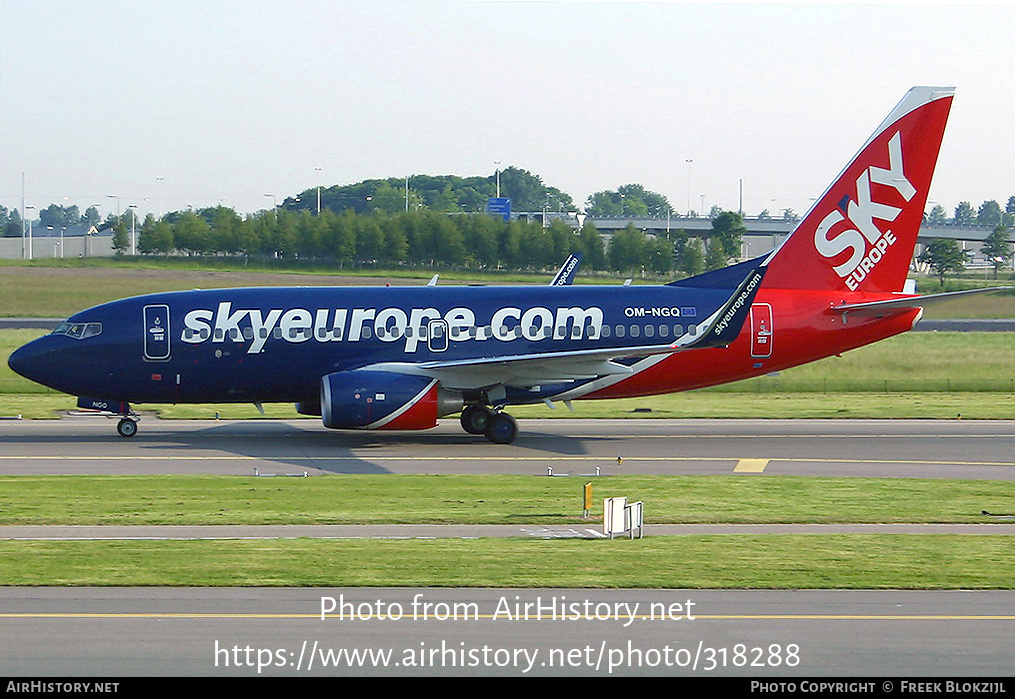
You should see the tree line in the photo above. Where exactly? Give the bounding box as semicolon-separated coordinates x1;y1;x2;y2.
920;226;1013;284
110;206;746;278
0;203;105;237
5;163;1010;283
926;197;1015;227
284;166;576;216
5;163;1015;238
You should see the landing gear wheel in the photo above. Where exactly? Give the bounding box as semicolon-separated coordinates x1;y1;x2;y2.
117;418;138;438
460;405;493;435
484;412;517;445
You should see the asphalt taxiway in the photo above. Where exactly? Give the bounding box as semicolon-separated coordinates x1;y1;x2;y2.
3;587;1014;677
2;415;1014;479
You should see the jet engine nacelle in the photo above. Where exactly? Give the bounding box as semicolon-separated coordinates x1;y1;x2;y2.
320;370;462;430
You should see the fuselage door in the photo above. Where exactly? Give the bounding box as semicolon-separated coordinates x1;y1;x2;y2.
750;303;773;358
427;319;449;353
143;304;171;361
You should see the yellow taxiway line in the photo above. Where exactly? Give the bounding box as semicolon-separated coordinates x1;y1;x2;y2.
3;612;1015;621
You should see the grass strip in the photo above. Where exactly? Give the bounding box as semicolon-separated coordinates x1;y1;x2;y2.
0;260;615;318
1;475;1011;526
1;257;1012;317
6;391;1015;420
2;535;1014;588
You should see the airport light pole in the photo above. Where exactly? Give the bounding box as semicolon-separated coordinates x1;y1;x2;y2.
107;195;122;254
25;205;35;260
685;159;693;217
21;172;26;259
128;204;138;255
315;167;322;216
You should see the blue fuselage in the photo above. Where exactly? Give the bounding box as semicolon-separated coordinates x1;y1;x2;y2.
9;284;730;406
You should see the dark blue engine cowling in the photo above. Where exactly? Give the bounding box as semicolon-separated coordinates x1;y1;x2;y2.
321;370;442;430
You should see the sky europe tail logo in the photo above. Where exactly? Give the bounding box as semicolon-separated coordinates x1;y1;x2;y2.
814;131;914;290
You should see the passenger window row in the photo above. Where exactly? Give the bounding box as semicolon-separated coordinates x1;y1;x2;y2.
183;323;695;342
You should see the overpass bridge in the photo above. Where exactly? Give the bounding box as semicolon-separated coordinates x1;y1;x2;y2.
522;213;1012;262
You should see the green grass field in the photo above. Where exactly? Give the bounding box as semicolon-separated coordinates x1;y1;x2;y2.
5;536;1013;588
2;475;1015;588
3;474;1011;526
0;258;613;318
1;257;1013;317
6;392;1015;420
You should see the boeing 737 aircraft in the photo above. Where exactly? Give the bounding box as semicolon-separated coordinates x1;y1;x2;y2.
8;87;987;443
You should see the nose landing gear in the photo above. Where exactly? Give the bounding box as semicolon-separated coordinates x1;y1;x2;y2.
76;398;140;438
117;417;138;438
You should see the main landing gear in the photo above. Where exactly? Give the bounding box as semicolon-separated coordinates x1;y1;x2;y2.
460;405;517;444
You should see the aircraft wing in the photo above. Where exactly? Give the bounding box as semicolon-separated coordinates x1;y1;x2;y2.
369;348;655;389
368;263;767;390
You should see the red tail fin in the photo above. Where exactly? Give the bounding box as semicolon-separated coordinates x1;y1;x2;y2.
763;87;954;293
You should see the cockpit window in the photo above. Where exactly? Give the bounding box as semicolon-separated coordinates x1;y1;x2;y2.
51;322;102;340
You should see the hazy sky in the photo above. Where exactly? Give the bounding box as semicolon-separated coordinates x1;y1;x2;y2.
2;1;1014;220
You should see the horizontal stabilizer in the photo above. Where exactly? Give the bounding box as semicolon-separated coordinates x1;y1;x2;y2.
831;286;1013;316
